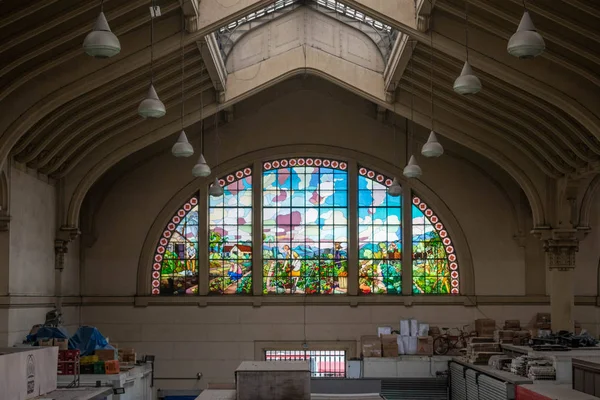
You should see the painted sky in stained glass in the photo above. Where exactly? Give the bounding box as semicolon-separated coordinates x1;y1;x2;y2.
262;158;349;294
152;196;199;295
412;195;459;294
209;168;253;294
358;167;402;294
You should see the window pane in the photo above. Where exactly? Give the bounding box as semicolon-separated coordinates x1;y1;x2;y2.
411;196;459;294
357;169;402;295
152;197;200;295
263;158;348;294
209;169;253;294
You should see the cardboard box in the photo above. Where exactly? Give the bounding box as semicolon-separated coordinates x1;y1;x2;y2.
361;335;382;358
53;338;68;350
94;348;117;361
381;334;399;357
475;319;496;337
38;339;53;347
416;336;433;356
0;346;58;399
377;327;392;337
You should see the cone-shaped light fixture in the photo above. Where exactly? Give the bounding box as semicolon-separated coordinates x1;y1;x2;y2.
421;131;444;158
171;131;194;157
83;11;121;58
453;61;481;95
192;154;211;177
209;177;224;197
138;84;166;119
387;177;402;197
507;11;545;59
403;155;422;179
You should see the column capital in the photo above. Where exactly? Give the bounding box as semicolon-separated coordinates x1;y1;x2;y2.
533;228;584;271
0;208;10;231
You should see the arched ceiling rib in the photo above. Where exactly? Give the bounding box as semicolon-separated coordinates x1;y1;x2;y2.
0;0;599;230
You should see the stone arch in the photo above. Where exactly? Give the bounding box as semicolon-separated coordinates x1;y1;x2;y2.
579;174;600;228
136;144;475;296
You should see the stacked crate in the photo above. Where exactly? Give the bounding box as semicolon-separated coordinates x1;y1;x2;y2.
475;319;496;337
57;349;80;376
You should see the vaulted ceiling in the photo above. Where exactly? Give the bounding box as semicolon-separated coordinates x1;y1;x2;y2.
0;0;599;230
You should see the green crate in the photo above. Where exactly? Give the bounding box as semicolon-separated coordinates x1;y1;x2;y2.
93;361;105;374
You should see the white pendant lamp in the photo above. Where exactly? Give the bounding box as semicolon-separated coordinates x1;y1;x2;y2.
403;155;422;179
454;61;481;95
83;2;121;59
138;84;166;118
192;154;211;177
209;177;224;197
453;4;481;95
138;0;165;119
387;177;402;197
507;10;545;59
171;131;194;157
421;131;444;158
171;14;193;157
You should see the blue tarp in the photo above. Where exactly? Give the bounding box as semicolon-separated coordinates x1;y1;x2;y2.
69;326;114;356
26;326;69;343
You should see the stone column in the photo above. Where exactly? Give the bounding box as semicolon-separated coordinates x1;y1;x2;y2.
540;230;580;332
54;239;69;312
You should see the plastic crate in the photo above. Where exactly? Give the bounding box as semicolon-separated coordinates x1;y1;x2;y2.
104;360;120;374
515;386;552;400
93;361;105;374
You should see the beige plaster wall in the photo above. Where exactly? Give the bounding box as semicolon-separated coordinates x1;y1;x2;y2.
80;303;599;390
82;86;528;296
70;84;600;390
577;191;600;296
8;166;56;295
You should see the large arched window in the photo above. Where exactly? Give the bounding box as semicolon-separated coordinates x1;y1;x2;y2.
151;157;460;296
262;158;349;294
209;167;253;294
358;167;402;294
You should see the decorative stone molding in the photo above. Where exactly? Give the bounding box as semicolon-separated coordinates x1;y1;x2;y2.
417;15;430;32
0;209;10;231
54;226;80;270
54;240;69;270
185;16;199;33
534;228;586;271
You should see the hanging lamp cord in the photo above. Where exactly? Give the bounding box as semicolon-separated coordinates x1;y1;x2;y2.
100;0;104;12
429;0;434;132
200;63;204;154
465;0;469;61
180;10;185;129
409;53;415;159
150;0;155;83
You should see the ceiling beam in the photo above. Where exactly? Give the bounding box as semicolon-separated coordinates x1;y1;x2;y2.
197;34;227;92
384;35;413;96
0;0;61;29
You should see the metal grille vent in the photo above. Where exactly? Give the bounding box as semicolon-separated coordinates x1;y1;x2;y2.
381;377;448;400
450;363;466;400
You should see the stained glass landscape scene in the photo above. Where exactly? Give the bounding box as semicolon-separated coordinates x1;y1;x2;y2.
262;158;348;294
358;167;402;294
152;197;199;295
412;196;459;294
209;168;253;294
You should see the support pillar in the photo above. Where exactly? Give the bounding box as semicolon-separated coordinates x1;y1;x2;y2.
538;229;582;332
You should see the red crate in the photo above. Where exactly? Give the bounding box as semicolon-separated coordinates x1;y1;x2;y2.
516;386;552;400
58;349;80;361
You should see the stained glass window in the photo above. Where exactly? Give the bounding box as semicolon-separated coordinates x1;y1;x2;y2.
412;195;459;294
358;167;402;294
152;196;199;295
262;158;348;294
209;167;253;294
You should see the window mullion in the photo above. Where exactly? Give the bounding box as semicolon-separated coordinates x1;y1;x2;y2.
347;160;358;295
252;159;264;296
402;186;412;296
199;187;209;295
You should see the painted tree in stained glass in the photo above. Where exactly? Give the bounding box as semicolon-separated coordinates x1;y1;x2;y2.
412;195;459;294
262;158;348;294
358;167;402;294
209;168;253;294
152;197;199;295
